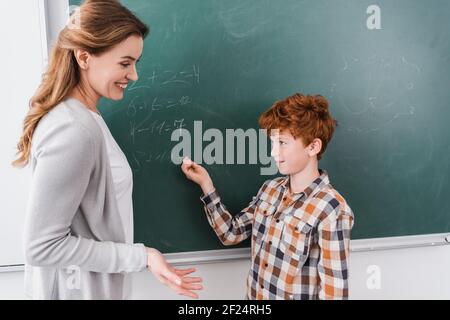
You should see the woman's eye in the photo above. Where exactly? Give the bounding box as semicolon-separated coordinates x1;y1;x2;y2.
279;140;286;145
120;63;130;68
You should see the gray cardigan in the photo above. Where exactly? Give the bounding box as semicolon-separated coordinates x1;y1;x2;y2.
24;98;148;299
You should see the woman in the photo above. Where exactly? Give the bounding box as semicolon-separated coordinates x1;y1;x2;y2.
13;0;202;299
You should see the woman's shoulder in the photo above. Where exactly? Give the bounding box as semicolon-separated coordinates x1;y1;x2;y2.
33;98;104;152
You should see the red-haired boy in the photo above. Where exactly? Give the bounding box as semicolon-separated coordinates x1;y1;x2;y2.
181;94;354;300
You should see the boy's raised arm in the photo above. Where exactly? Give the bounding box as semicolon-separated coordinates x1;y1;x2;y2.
181;157;265;245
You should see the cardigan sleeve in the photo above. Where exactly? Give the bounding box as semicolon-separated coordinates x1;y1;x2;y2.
24;120;148;274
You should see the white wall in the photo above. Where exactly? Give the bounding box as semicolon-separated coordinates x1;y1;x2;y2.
350;245;450;299
1;0;450;301
0;1;47;267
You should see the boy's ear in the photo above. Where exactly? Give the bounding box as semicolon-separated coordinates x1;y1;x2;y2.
74;49;91;70
308;138;322;157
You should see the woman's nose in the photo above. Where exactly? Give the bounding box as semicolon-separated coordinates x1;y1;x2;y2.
128;64;138;81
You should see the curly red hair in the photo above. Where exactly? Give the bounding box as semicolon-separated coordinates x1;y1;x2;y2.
258;93;337;160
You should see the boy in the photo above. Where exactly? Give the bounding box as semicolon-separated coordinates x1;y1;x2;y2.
181;93;354;300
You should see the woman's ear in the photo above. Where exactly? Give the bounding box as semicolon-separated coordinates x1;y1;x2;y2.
74;49;91;70
308;138;322;157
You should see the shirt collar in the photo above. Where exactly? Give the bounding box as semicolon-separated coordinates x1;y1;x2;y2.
279;169;330;200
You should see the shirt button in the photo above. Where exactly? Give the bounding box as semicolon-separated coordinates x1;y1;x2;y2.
276;219;280;223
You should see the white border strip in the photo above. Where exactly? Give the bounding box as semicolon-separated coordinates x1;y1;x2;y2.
165;248;251;266
350;233;450;252
37;0;49;67
0;248;252;272
0;265;24;273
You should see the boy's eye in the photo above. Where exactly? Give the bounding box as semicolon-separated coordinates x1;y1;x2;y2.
279;140;286;145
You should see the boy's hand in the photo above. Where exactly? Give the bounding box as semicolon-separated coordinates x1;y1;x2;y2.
181;157;215;194
146;248;203;299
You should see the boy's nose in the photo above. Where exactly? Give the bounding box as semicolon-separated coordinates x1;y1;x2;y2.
271;146;278;158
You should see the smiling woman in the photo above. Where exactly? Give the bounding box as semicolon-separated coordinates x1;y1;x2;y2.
12;0;202;300
70;34;143;106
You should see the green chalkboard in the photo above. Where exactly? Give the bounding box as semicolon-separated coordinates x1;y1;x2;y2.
69;0;450;253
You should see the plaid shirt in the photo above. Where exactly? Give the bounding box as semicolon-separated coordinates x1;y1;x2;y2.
200;170;354;300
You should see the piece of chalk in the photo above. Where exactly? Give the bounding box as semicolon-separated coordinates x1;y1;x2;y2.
183;157;192;165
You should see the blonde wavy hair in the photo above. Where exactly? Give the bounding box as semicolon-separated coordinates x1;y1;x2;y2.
12;0;148;167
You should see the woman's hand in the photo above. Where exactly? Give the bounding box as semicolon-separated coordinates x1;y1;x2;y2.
146;248;203;299
181;157;215;195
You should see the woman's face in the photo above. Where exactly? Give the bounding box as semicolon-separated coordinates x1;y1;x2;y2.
84;34;143;101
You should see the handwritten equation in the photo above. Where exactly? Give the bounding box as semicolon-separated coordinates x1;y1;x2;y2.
123;64;200;152
131;149;172;171
126;95;192;118
129;118;186;145
128;65;200;91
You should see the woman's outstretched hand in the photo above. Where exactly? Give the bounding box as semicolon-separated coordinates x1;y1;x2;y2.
146;248;203;299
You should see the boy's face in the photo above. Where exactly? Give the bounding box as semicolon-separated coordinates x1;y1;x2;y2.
270;130;319;175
